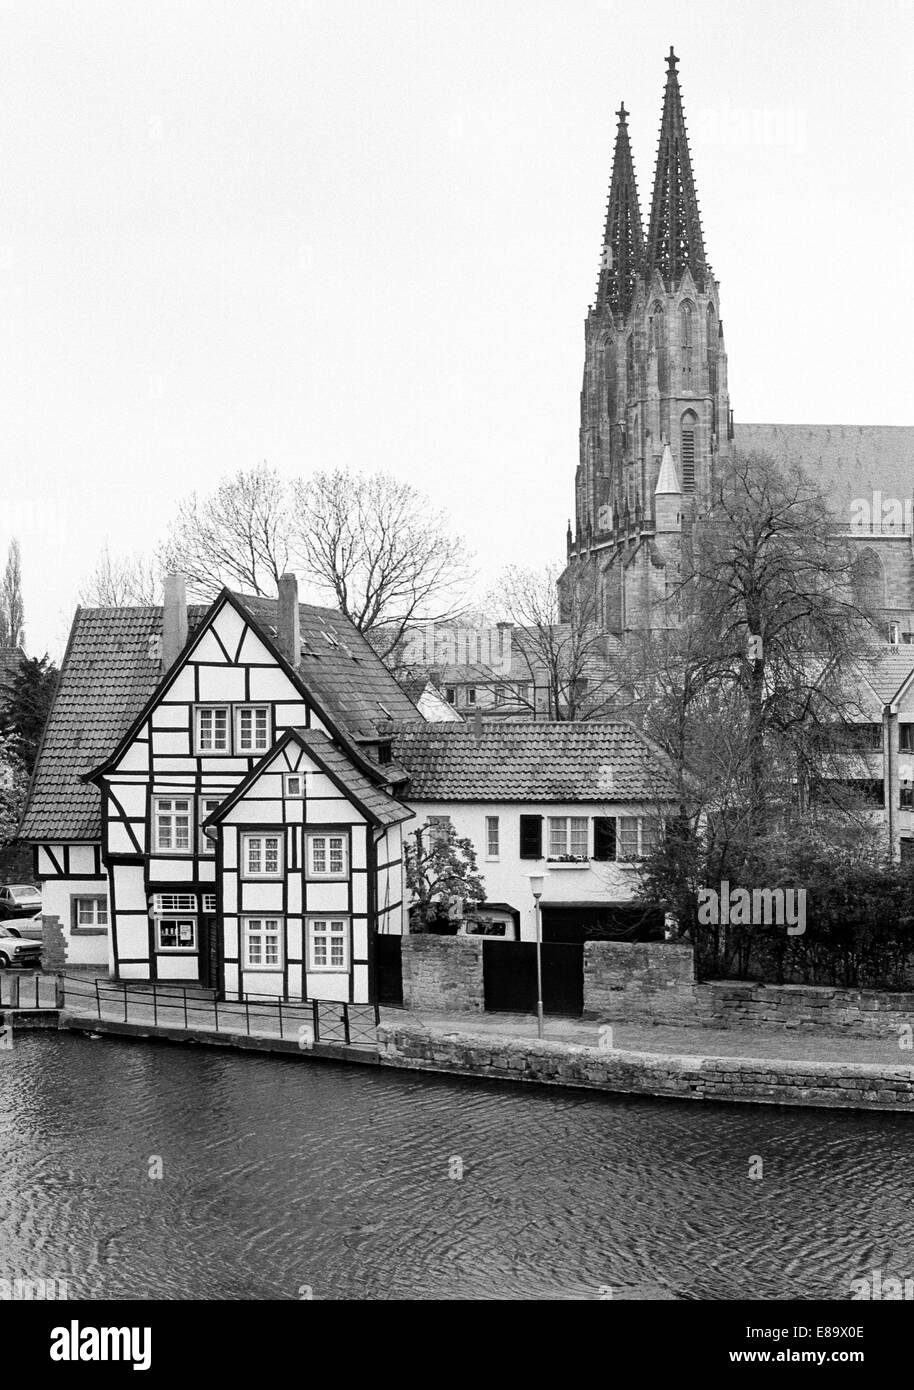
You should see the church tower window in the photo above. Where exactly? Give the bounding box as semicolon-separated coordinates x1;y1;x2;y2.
680;411;697;493
679;301;694;387
706;302;718;395
626;335;634;398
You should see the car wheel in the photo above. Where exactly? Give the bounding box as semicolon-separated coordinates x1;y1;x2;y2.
0;953;9;969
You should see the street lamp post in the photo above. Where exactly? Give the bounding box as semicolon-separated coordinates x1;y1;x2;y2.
528;873;544;1040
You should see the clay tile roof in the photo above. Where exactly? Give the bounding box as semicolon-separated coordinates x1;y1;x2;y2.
0;646;24;691
390;720;678;802
19;606;204;842
236;595;419;739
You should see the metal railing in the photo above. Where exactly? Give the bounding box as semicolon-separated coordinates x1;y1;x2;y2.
61;974;380;1050
0;972;62;1010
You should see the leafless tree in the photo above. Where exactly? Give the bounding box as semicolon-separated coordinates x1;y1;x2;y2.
159;464;292;599
292;470;472;659
78;545;160;607
486;563;623;720
0;540;24;648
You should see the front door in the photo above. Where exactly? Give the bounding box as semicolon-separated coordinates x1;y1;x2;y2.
199;916;221;993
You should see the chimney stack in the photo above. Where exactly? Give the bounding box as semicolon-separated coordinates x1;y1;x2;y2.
278;572;301;668
162;574;188;672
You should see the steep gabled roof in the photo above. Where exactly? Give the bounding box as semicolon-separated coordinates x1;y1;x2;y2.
20;605;200;842
390;720;679;803
238;594;419;738
20;591;419;843
205;728;413;831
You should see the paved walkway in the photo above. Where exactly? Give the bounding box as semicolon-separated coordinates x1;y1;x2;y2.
399;1009;914;1068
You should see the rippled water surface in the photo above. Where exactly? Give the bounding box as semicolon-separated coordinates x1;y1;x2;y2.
2;1032;913;1300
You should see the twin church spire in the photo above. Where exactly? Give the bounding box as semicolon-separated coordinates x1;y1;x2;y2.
598;47;708;311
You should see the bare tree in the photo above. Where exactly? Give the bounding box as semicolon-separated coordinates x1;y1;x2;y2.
78;546;160;607
292;470;472;659
486;563;622;720
159;464;292;599
0;540;24;648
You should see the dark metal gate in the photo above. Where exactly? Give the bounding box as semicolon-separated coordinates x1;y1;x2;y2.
482;941;583;1017
375;935;403;1007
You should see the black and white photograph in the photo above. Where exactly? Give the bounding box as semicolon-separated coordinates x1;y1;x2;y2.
0;0;912;1351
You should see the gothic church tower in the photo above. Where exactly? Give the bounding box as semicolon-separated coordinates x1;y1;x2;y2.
560;50;731;633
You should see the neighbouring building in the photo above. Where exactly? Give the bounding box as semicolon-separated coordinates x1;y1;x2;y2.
390;721;679;944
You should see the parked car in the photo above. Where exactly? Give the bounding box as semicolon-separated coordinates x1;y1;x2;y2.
0;885;42;921
0;924;41;969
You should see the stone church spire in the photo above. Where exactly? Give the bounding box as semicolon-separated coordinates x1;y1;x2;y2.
645;48;708;290
596;104;645;319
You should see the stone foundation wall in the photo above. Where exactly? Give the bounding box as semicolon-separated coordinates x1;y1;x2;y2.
401;935;484;1013
378;1023;914;1111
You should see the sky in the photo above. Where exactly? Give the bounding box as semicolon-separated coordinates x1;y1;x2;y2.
0;0;911;659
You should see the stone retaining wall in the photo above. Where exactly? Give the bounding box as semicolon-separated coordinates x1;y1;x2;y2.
582;942;914;1040
401;934;484;1013
377;1023;914;1111
583;941;697;1021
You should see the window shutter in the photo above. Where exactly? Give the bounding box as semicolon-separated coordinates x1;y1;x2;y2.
593;817;617;862
519;815;543;860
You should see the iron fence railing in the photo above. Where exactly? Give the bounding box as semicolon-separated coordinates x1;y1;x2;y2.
60;974;380;1050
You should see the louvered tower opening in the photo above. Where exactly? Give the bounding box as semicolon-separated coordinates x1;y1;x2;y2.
680;426;696;493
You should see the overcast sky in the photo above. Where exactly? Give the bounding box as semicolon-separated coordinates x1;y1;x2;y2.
1;0;911;659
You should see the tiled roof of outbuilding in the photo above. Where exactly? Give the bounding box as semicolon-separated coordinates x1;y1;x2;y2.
390;720;678;803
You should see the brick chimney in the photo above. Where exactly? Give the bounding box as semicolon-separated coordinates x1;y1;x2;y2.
162;574;188;672
278;572;301;668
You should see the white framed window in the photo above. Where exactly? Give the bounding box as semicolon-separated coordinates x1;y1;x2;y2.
202;894;217;914
243;917;283;970
153;796;193;853
72;896;108;929
485;815;500;858
617;816;658;861
194;705;230;754
445;687;456;705
307;916;349;971
199;796;222;854
466;688;477;707
236;705;270;754
151;893;197;914
242;833;283;878
155;917;196;951
618;816;641;861
547;816;589;861
307;832;348;879
284;773;304;798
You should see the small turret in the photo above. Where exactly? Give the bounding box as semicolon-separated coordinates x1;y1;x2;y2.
654;441;681;533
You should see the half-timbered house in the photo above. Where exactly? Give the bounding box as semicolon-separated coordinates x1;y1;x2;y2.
20;575;417;1000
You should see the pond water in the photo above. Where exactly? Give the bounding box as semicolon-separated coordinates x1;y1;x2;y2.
1;1032;911;1300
